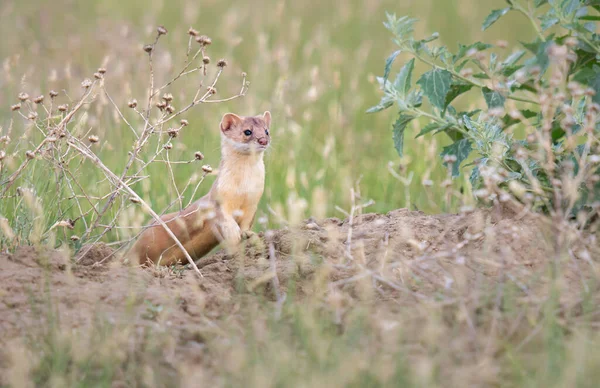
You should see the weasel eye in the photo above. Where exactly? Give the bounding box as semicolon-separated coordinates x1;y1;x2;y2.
265;129;269;136
243;129;252;136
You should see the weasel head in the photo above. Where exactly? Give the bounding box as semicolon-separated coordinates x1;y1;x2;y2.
220;111;271;155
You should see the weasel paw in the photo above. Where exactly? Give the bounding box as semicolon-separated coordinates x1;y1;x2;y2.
241;230;257;240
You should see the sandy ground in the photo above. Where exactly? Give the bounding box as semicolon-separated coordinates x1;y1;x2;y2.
1;206;594;384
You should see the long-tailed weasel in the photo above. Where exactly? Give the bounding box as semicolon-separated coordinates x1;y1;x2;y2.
129;111;271;266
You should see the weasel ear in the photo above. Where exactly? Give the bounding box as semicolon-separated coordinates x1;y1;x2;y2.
262;111;271;128
220;113;242;133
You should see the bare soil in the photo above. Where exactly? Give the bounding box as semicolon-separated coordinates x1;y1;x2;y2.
0;206;591;383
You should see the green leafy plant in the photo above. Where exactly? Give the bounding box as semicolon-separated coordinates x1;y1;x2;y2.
371;0;600;218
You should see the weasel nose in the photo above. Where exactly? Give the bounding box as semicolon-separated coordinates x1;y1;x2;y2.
258;138;268;146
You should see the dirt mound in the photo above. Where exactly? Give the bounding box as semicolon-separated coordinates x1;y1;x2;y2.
0;208;552;335
75;242;116;266
1;207;585;384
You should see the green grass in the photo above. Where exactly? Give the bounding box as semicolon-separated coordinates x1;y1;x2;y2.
0;0;535;243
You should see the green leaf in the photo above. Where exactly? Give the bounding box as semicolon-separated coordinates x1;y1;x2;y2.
573;64;600;104
473;73;491;79
541;16;559;30
366;98;393;113
407;89;423;107
444;82;474;109
453;42;492;63
502;50;526;67
469;158;487;189
482;8;510;31
393;58;415;97
502;109;538;127
501;64;524;77
556;0;581;17
384;13;417;40
482;87;506;108
489;53;498;71
534;0;548;6
392;115;415;157
522;38;553;73
417;69;452;109
440;139;473;177
383;50;401;85
415;122;452;138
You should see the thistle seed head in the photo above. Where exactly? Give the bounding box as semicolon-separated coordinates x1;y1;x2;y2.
33;95;44;104
529;66;541;76
128;99;138;108
10;103;21;111
167;128;179;137
180;119;189;126
58;104;68;112
166;105;175;114
157;25;168;35
565;37;579;47
202;164;213;173
459;68;473;78
443;154;457;164
143;44;153;53
81;78;92;89
195;35;212;46
25;150;35;159
49;90;59;98
88;135;99;143
18;92;29;101
162;93;173;102
495;40;508;49
202;56;210;64
188;27;199;36
488;107;505;118
547;44;568;59
217;59;228;68
194;151;204;160
568;82;585;97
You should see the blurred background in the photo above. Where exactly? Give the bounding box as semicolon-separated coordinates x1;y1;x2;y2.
0;0;534;229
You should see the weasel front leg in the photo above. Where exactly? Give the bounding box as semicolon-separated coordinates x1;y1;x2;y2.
212;214;242;253
239;212;257;240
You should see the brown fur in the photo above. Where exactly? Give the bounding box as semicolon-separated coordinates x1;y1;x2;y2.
129;111;271;266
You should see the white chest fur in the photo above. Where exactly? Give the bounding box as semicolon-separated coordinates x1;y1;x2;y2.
214;152;265;217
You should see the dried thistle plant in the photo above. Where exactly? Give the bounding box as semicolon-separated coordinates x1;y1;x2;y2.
0;24;249;273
